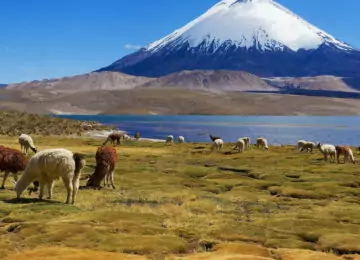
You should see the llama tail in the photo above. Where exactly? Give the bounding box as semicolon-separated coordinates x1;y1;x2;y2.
73;153;86;176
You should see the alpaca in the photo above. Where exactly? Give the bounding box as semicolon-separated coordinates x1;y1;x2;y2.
166;135;174;143
15;148;86;204
297;140;306;151
300;142;315;153
86;146;117;189
0;146;28;189
122;134;131;141
242;137;250;148
178;136;185;143
316;143;336;162
134;132;140;140
209;134;221;142
335;146;355;164
256;137;269;150
18;134;37;155
233;138;245;153
102;133;123;146
211;139;224;152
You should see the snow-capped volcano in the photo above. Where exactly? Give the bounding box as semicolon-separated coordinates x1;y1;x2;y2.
147;0;352;53
98;0;360;77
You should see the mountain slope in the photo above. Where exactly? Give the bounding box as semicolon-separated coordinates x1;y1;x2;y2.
139;70;277;92
5;71;152;93
98;0;360;77
264;76;360;93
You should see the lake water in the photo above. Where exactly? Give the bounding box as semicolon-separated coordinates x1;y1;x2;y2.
55;115;360;146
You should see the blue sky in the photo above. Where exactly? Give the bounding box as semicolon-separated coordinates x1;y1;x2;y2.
0;0;359;83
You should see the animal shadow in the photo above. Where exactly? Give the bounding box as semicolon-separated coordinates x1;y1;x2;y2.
2;197;62;204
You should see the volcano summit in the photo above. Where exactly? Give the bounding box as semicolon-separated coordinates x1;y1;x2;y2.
98;0;360;78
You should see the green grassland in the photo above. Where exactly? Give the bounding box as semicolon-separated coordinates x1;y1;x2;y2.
0;135;359;259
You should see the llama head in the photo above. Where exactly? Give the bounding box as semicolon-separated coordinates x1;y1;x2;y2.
31;147;38;153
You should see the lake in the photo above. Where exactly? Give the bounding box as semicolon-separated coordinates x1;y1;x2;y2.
55;115;360;146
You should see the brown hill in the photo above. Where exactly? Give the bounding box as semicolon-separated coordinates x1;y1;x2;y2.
264;75;360;92
139;70;278;92
5;71;152;93
2;87;360;116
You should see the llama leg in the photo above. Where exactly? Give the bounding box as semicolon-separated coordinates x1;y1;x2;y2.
47;180;54;199
71;176;80;204
14;171;18;184
337;153;340;164
110;170;116;189
62;176;73;204
1;171;10;189
38;181;45;201
324;154;328;161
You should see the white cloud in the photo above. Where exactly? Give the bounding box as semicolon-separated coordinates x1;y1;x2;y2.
124;44;142;50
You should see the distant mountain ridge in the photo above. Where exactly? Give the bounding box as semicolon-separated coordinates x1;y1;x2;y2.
97;0;360;78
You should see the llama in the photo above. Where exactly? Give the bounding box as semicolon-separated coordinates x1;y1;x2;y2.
86;146;117;189
256;137;269;150
335;146;355;164
166;135;174;143
316;143;336;162
297;140;306;151
178;136;185;143
102;133;123;146
242;137;250;148
15;148;86;204
18;134;37;155
209;134;221;142
211;139;224;152
300;142;315;153
134;132;140;140
233;138;245;153
122;134;131;141
0;146;28;189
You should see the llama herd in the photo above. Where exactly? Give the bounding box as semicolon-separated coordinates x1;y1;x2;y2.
0;131;358;205
0;134;118;204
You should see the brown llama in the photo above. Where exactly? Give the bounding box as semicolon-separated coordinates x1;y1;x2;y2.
209;134;221;142
134;132;140;140
102;133;123;146
0;146;28;189
335;146;355;164
86;146;117;189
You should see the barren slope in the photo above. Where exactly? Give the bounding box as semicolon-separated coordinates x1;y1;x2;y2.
5;71;153;93
265;76;360;93
2;87;360;116
139;70;277;92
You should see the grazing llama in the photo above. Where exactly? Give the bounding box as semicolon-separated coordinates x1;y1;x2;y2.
256;137;269;150
0;146;28;189
211;139;224;152
166;135;174;143
300;141;315;153
178;136;185;143
86;146;117;189
233;138;245;153
103;133;123;146
15;148;86;204
335;146;355;164
18;134;37;155
316;143;336;163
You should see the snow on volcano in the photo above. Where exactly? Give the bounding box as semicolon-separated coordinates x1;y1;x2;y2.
97;0;360;78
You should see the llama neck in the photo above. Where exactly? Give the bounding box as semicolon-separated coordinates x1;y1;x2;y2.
15;168;34;196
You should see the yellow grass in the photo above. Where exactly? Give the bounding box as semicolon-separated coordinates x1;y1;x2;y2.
0;135;359;260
